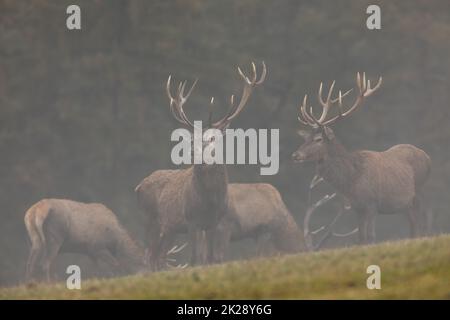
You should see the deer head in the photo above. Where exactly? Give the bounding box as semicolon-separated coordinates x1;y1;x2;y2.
166;62;266;164
292;72;382;163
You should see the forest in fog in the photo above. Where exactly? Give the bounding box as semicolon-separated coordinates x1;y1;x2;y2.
0;0;449;285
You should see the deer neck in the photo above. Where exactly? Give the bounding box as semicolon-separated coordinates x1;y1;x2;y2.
317;139;360;195
193;164;229;195
192;164;229;211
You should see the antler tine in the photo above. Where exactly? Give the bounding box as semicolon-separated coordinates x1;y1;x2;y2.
167;76;187;124
297;95;310;125
362;72;367;91
166;75;198;129
167;245;178;255
363;76;382;97
166;262;189;269
178;80;184;96
208;97;214;127
310;226;326;234
332;227;359;237
297;116;309;125
316;80;336;122
320;72;382;126
256;61;267;84
309;174;324;189
251;61;257;82
237;66;248;84
300;96;320;127
298;95;312;125
303;191;337;251
185;78;198;99
309;198;359;251
330;88;353;103
173;242;188;254
167;242;188;255
166;242;188;269
212;61;266;130
301;80;350;128
166;75;174;102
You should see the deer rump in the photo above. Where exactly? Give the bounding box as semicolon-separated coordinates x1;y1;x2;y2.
349;144;431;214
137;178;303;267
24;199;143;281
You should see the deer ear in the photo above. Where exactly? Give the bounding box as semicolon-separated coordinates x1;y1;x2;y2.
323;126;335;140
297;129;310;139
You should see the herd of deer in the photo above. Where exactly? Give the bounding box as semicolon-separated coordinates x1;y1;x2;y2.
23;62;431;282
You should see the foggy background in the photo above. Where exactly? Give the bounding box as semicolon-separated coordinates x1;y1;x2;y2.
1;0;449;286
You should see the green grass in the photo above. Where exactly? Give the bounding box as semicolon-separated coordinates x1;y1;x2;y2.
1;235;450;299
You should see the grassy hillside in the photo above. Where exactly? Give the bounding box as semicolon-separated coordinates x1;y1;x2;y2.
1;235;449;299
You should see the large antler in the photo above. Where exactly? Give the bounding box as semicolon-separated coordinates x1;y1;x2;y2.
303;175;358;251
166;61;266;130
211;61;266;130
298;72;382;128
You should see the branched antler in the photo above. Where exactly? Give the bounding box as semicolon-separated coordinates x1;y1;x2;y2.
166;61;266;131
166;242;188;269
298;72;382;128
303;175;358;251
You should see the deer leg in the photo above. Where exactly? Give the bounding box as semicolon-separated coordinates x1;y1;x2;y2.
206;228;223;264
356;211;370;245
414;194;429;236
198;230;207;265
145;217;160;271
205;229;214;264
148;237;161;272
158;232;176;270
189;228;207;266
407;200;420;238
214;214;235;263
367;214;377;243
213;223;232;263
188;226;198;266
42;239;61;282
26;245;43;282
257;233;273;257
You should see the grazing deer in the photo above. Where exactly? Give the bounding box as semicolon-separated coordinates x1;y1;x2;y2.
292;73;431;244
24;199;185;282
136;62;266;268
214;183;304;261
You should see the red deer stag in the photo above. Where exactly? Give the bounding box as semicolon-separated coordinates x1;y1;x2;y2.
136;62;268;268
24;199;185;281
292;73;431;244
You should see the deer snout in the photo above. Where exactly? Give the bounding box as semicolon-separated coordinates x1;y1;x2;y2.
292;150;306;163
